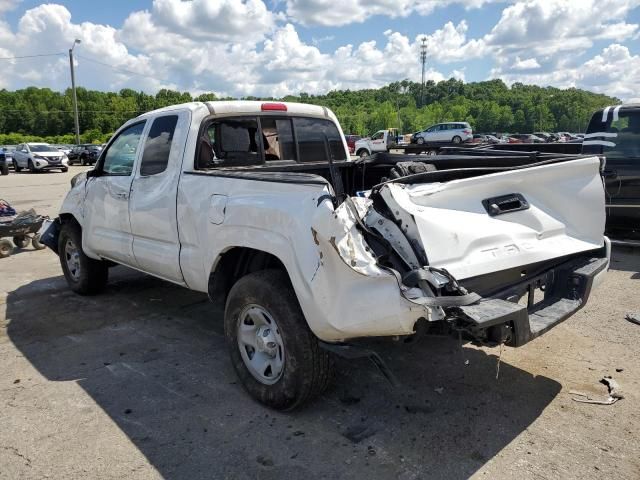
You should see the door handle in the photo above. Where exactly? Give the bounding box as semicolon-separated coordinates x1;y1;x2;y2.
114;192;129;199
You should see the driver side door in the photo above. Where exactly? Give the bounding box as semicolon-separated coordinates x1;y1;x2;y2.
83;121;147;266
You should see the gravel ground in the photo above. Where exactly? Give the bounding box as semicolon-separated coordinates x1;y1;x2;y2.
1;168;639;479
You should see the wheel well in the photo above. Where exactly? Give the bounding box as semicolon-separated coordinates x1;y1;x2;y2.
59;213;80;228
208;247;287;308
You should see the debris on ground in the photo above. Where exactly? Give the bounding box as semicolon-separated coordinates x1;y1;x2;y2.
434;387;444;395
625;312;640;326
570;376;624;405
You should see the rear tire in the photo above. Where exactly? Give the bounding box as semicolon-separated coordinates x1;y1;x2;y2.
14;160;22;172
0;239;12;258
13;235;29;248
224;269;334;410
1;163;8;175
58;223;108;295
452;135;462;144
61;167;68;172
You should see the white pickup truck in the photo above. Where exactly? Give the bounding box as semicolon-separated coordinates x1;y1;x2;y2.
44;101;610;410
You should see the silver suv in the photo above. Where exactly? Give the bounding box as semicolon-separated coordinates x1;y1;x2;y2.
412;122;473;144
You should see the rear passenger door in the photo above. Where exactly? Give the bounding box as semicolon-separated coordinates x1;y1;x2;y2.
129;111;190;284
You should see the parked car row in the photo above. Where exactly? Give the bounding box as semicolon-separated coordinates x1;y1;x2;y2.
0;143;104;174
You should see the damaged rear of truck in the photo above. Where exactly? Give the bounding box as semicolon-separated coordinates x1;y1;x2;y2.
51;101;609;409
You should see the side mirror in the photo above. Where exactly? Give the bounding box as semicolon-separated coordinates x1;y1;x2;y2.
86;168;99;178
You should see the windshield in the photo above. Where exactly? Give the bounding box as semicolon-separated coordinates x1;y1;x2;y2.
29;144;55;152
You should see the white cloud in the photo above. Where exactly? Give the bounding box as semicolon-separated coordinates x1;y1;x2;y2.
420;21;487;63
493;44;640;100
511;56;540;70
285;0;502;27
150;0;281;42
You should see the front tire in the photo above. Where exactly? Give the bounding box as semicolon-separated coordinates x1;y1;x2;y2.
1;163;8;175
14;160;22;172
357;149;368;159
416;137;425;144
61;167;68;172
28;159;35;173
224;269;333;410
58;223;108;295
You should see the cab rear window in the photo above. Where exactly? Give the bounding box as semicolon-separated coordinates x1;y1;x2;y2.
196;115;346;168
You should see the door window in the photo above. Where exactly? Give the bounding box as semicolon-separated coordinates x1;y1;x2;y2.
371;131;384;140
140;115;178;176
102;122;146;175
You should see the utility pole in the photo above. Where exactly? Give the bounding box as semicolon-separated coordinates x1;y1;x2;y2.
69;39;81;145
420;37;427;108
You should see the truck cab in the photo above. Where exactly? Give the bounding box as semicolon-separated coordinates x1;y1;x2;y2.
354;129;397;158
583;104;640;240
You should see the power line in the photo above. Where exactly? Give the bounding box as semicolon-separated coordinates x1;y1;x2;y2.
75;54;177;87
0;52;66;60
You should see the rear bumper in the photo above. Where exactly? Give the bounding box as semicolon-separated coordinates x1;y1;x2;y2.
457;243;609;347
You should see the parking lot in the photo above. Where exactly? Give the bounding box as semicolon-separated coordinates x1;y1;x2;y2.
1;168;639;479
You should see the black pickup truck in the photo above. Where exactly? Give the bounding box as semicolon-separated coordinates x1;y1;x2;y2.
489;104;640;244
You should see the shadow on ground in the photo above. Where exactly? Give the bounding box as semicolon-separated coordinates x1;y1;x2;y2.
610;246;640;275
6;267;561;479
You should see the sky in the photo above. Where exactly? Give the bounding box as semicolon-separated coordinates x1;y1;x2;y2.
0;0;638;99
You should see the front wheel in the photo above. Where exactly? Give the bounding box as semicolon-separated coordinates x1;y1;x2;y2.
1;163;8;175
224;270;334;410
61;167;68;172
357;149;369;159
416;137;425;144
452;135;462;144
58;223;108;295
28;160;35;173
14;160;22;172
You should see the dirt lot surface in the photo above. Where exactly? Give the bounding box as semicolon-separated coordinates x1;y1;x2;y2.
1;168;639;479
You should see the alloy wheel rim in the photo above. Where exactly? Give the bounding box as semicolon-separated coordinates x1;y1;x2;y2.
64;239;81;281
237;304;285;385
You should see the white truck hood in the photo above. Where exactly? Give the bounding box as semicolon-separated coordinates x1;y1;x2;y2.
385;156;605;280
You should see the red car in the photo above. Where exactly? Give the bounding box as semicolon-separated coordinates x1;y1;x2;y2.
344;135;362;154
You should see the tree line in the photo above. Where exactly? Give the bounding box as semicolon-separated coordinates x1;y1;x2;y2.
0;79;619;145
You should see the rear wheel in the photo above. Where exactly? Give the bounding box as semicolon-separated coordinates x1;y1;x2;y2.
58;223;108;295
13;160;21;172
0;239;12;258
452;135;462;144
224;269;334;410
13;235;29;248
61;167;68;172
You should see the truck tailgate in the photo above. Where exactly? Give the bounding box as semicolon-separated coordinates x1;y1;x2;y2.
387;156;605;280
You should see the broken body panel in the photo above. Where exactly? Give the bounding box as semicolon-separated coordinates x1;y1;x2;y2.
57;101;609;345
